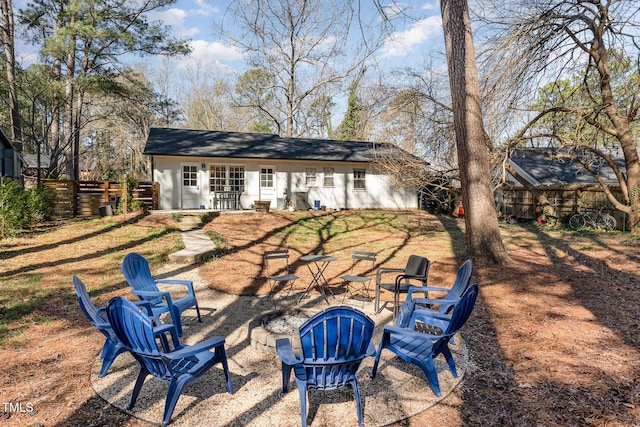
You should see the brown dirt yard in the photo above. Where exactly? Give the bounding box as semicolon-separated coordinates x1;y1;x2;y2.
0;209;639;426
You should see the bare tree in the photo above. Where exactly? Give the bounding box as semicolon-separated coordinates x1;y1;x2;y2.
480;0;640;233
219;0;385;137
180;63;244;131
440;0;511;265
81;69;170;180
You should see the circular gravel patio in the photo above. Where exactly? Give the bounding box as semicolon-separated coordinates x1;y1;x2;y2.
90;268;468;427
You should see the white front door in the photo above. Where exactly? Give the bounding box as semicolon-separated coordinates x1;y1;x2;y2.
259;166;277;206
181;163;201;209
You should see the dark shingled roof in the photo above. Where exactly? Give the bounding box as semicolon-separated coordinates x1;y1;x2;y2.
144;127;402;163
0;126;15;150
509;147;625;186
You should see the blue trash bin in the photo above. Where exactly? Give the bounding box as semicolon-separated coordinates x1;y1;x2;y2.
313;200;320;210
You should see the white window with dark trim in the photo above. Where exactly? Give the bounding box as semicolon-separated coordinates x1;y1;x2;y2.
209;165;245;192
323;167;334;187
260;167;274;188
353;168;366;190
305;167;317;187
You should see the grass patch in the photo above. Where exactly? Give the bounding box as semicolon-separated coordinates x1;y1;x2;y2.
206;230;228;248
0;216;184;346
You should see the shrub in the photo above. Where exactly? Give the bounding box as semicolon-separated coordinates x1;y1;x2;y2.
25;185;56;223
131;200;147;212
0;177;56;238
0;178;28;237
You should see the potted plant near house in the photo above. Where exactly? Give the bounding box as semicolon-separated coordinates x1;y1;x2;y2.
284;195;295;211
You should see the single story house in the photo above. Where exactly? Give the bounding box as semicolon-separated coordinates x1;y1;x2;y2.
144;128;419;211
0;127;20;180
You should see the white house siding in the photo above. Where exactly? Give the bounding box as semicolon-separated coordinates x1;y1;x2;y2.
152;156;417;211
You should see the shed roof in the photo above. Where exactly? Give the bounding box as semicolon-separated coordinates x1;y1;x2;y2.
22;153;51;168
0;127;15;150
508;147;624;186
144;127;406;163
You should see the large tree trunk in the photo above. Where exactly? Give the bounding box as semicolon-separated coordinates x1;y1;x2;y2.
440;0;511;265
73;89;84;181
49;59;62;179
63;28;76;180
1;0;22;152
595;47;640;233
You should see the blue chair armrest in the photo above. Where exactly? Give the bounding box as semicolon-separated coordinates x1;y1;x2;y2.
411;296;459;307
383;324;440;341
95;320;111;331
156;279;195;297
167;336;226;358
406;286;450;298
132;300;156;315
153;323;178;335
275;338;302;366
131;289;174;306
410;308;452;321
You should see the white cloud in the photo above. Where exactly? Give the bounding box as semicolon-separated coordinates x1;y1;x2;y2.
149;8;187;27
382;15;442;57
180;26;202;38
188;39;244;63
148;7;201;38
422;1;438;11
193;0;219;16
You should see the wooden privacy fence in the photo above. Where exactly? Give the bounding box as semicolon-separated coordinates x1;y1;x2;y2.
497;185;628;230
43;179;159;218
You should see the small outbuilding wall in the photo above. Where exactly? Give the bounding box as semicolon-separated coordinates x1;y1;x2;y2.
497;185;628;230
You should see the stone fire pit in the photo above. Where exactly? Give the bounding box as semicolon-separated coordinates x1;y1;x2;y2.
249;308;316;353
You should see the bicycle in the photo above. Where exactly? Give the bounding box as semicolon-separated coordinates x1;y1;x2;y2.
540;203;559;226
568;207;617;231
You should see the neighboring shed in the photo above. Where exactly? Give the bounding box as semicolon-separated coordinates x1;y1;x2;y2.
499;147;627;226
22;153;51;186
144;128;419;211
0;127;20;180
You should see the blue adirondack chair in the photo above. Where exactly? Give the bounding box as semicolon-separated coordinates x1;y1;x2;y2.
73;275;128;378
106;296;233;427
371;283;479;396
276;306;376;427
73;275;175;377
397;259;474;330
121;252;202;336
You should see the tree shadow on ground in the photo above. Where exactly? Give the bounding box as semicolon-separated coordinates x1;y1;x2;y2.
0;214;147;261
457;224;640;426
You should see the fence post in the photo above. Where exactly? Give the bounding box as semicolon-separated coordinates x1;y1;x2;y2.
72;180;78;217
103;181;109;204
122;175;128;219
153;182;159;210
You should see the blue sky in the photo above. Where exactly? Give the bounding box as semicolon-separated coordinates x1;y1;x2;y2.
147;0;445;74
13;0;445;76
